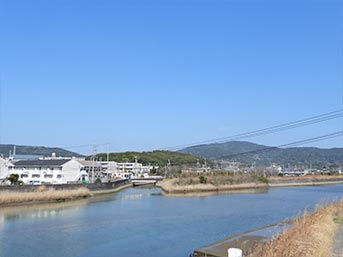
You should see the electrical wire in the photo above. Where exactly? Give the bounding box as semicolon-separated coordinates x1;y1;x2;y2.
162;109;343;151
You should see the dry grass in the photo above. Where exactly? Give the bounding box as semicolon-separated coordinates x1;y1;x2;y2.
159;174;343;193
158;178;267;193
0;187;91;205
172;172;265;185
251;200;343;257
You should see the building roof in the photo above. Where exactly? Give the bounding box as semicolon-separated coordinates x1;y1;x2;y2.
13;159;71;167
79;160;102;167
12;154;44;160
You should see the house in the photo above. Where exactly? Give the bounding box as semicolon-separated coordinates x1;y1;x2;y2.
8;158;88;184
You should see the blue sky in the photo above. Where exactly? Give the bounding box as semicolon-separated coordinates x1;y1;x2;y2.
0;0;342;154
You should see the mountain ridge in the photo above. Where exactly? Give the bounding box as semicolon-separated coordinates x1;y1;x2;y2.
0;144;83;158
179;141;343;166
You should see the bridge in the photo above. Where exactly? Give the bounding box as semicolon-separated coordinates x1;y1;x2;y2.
131;176;163;187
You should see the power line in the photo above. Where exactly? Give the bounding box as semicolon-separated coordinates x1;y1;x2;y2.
162;109;343;151
166;131;343;166
60;143;110;150
214;131;343;160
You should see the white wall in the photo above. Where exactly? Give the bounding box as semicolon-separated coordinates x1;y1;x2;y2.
0;158;13;180
61;159;84;183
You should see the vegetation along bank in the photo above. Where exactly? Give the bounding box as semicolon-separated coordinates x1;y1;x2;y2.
249;199;343;257
158;173;343;194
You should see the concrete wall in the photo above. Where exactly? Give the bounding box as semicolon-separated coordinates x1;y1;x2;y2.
0;179;129;192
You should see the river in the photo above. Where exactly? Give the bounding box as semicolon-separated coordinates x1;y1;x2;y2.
1;184;343;257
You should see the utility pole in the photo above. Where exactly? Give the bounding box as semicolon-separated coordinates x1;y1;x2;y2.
0;73;2;145
165;159;171;178
91;145;97;183
107;143;110;162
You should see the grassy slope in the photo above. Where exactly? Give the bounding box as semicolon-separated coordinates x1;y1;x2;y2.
251;200;343;257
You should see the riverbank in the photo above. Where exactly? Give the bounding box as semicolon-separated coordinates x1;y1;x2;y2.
0;179;132;207
194;199;343;257
249;199;343;257
194;222;290;257
0;187;91;207
91;183;132;195
158;174;343;194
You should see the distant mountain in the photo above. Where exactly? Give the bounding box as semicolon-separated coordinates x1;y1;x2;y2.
0;144;83;158
179;141;343;166
95;150;206;167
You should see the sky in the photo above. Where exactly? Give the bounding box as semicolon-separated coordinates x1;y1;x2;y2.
0;0;342;155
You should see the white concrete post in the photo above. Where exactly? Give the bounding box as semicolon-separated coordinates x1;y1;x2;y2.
228;248;243;257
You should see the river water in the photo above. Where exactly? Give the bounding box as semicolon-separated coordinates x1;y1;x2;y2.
0;184;343;257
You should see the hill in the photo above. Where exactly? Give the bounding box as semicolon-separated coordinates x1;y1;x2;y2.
95;150;205;167
179;141;343;166
0;144;83;158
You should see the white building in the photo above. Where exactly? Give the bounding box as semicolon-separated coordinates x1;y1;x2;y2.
113;162;158;179
8;158;88;184
0;157;14;181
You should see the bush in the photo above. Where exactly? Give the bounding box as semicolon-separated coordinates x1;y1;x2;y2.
199;175;207;184
95;178;102;184
7;174;19;185
258;176;269;184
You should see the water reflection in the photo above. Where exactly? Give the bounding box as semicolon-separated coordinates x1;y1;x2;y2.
164;188;269;198
0;187;161;224
0;199;88;225
0;185;342;257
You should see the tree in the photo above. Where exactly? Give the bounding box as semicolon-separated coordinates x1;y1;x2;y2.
7;174;19;184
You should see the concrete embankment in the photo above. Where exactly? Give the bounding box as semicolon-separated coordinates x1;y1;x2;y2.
194;223;290;257
91;183;132;195
268;178;343;188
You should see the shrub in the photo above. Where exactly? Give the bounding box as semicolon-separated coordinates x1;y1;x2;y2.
199;175;207;184
258;176;269;184
7;174;19;185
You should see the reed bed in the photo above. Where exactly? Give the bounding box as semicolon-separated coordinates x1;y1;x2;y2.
159;174;343;193
0;187;91;205
159;179;266;193
251;200;343;257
